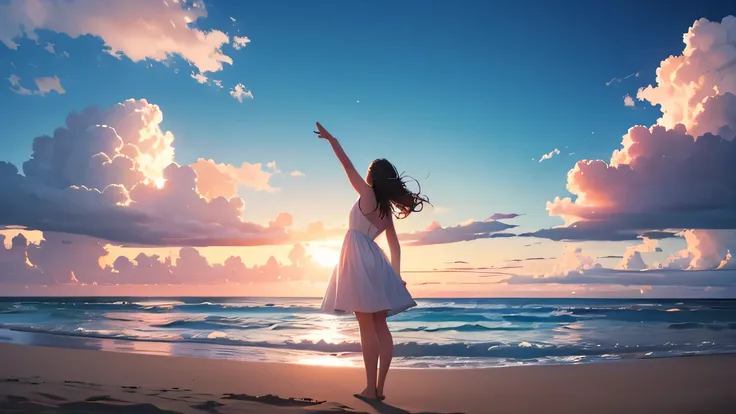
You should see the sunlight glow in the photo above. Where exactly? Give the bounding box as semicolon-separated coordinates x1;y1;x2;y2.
308;245;340;268
296;355;357;367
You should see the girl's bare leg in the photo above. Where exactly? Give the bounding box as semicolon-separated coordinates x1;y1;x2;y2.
373;311;392;399
355;312;378;398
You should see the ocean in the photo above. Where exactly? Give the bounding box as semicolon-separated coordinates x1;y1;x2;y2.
1;297;735;368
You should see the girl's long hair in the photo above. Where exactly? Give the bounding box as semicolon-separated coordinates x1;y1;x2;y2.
369;158;430;219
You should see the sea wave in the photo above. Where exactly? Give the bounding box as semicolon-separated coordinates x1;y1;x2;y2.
397;324;533;333
3;323;735;360
668;322;736;331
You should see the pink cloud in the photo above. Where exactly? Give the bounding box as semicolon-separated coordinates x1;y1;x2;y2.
637;16;736;134
0;0;233;75
0;232;325;286
0;99;287;246
531;16;736;279
536;16;736;247
190;158;274;200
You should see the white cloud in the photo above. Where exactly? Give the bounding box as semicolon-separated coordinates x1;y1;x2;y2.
212;79;223;89
8;75;65;96
290;170;305;177
230;83;253;102
191;72;208;84
538;148;560;162
232;36;251;50
623;94;635;107
44;43;55;54
0;0;233;75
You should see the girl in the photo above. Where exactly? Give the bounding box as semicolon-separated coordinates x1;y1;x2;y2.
315;122;429;402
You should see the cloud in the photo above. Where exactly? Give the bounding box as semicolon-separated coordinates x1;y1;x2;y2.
0;99;288;246
8;74;65;96
542;17;736;248
230;83;253;102
545;247;601;277
503;267;736;287
0;232;325;286
190;158;274;198
637;16;736;137
191;72;208;84
657;230;736;271
398;218;517;246
521;221;677;242
506;257;554;262
232;36;251;50
489;213;521;220
618;238;658;270
0;0;233;75
623;94;635;107
34;76;66;95
538;148;560;162
290;170;305;177
605;72;640;86
44;43;55;54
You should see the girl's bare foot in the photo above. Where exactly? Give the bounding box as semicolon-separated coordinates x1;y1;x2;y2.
353;387;378;401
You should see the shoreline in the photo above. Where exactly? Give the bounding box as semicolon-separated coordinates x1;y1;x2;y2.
4;327;735;370
1;343;736;413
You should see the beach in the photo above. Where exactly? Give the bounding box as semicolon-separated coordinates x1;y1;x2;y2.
0;343;734;414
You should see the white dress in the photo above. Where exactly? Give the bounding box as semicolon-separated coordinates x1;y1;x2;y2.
321;199;417;317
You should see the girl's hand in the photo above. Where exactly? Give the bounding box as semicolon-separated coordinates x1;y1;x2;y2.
314;122;335;141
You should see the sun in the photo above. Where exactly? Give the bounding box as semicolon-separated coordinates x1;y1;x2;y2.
308;244;340;268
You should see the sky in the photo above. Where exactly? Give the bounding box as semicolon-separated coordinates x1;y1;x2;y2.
1;0;736;298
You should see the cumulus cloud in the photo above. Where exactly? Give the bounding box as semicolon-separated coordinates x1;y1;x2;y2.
290;170;305;177
617;238;658;270
0;232;325;286
190;158;274;198
232;36;251;50
0;0;233;75
230;83;254;102
538;148;560;162
546;247;601;277
637;16;736;135
540;16;736;248
0;98;287;246
657;230;736;271
44;43;55;54
623;95;635;107
8;74;65;96
398;218;517;246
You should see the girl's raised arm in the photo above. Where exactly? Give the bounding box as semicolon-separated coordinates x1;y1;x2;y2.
314;122;372;199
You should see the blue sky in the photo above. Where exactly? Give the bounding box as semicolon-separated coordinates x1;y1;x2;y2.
6;0;730;230
2;0;736;296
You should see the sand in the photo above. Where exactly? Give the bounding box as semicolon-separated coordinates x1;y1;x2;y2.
0;343;735;413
